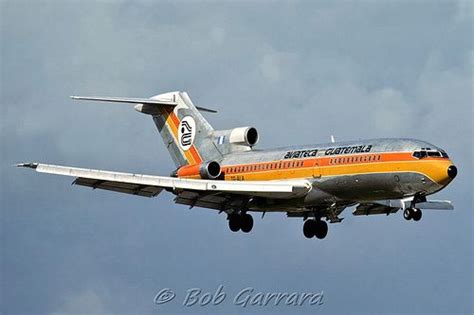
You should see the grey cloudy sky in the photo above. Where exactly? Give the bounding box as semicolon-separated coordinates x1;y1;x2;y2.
1;1;473;314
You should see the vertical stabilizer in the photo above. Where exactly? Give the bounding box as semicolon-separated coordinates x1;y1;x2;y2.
151;91;222;167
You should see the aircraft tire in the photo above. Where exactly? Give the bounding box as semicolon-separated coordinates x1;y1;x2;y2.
403;208;413;221
228;214;241;232
303;220;316;238
314;220;328;239
241;214;254;233
412;208;422;221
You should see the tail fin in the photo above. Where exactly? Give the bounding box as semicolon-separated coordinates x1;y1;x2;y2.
150;91;222;167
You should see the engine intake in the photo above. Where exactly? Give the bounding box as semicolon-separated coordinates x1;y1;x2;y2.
229;127;259;147
200;161;221;179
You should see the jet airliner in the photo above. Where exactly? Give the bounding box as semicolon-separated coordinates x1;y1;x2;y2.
18;91;457;239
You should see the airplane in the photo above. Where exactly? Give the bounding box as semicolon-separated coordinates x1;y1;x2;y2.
18;91;458;239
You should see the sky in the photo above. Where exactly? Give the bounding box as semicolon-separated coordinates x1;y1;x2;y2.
1;1;473;314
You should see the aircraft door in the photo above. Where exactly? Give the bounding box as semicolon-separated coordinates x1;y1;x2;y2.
312;161;321;178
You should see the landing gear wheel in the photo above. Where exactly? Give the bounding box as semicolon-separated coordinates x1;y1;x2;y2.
314;220;328;239
412;208;422;221
303;220;316;239
403;208;413;221
241;214;254;233
228;214;241;232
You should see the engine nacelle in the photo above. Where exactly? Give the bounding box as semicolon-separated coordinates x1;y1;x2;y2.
229;127;259;147
177;161;221;179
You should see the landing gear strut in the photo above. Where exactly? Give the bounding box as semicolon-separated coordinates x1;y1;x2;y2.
228;212;253;233
403;208;422;221
303;219;328;239
403;193;425;222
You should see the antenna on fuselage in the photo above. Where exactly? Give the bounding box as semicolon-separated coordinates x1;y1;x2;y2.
330;135;335;143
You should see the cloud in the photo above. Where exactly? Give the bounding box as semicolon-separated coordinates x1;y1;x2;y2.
370;88;413;132
209;26;226;44
260;53;282;82
51;290;107;315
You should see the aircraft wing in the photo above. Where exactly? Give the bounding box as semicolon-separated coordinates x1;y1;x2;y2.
353;199;453;216
17;163;311;199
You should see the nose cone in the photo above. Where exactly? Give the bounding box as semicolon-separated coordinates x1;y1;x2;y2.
447;165;457;179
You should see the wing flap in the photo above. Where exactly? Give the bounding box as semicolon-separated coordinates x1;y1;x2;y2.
73;177;163;197
353;203;399;216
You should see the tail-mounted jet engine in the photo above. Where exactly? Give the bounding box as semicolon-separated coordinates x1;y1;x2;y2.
212;126;259;155
176;161;221;179
228;127;259;147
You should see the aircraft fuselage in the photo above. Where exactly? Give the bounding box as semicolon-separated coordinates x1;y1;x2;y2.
177;138;456;211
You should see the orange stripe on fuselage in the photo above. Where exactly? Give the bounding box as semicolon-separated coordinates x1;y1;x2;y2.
160;106;202;165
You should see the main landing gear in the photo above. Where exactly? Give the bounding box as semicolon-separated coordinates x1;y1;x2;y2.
303;219;328;239
228;213;254;233
403;207;422;221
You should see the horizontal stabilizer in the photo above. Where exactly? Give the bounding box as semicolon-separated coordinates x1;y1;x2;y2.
70;96;217;113
71;96;178;106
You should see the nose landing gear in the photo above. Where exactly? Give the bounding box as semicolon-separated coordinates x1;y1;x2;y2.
403;207;422;221
404;193;424;222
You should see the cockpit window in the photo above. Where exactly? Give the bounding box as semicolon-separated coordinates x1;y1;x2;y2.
413;149;448;159
413;151;426;158
439;149;449;158
427;151;441;157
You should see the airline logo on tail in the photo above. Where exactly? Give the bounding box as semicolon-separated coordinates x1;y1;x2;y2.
178;116;196;151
